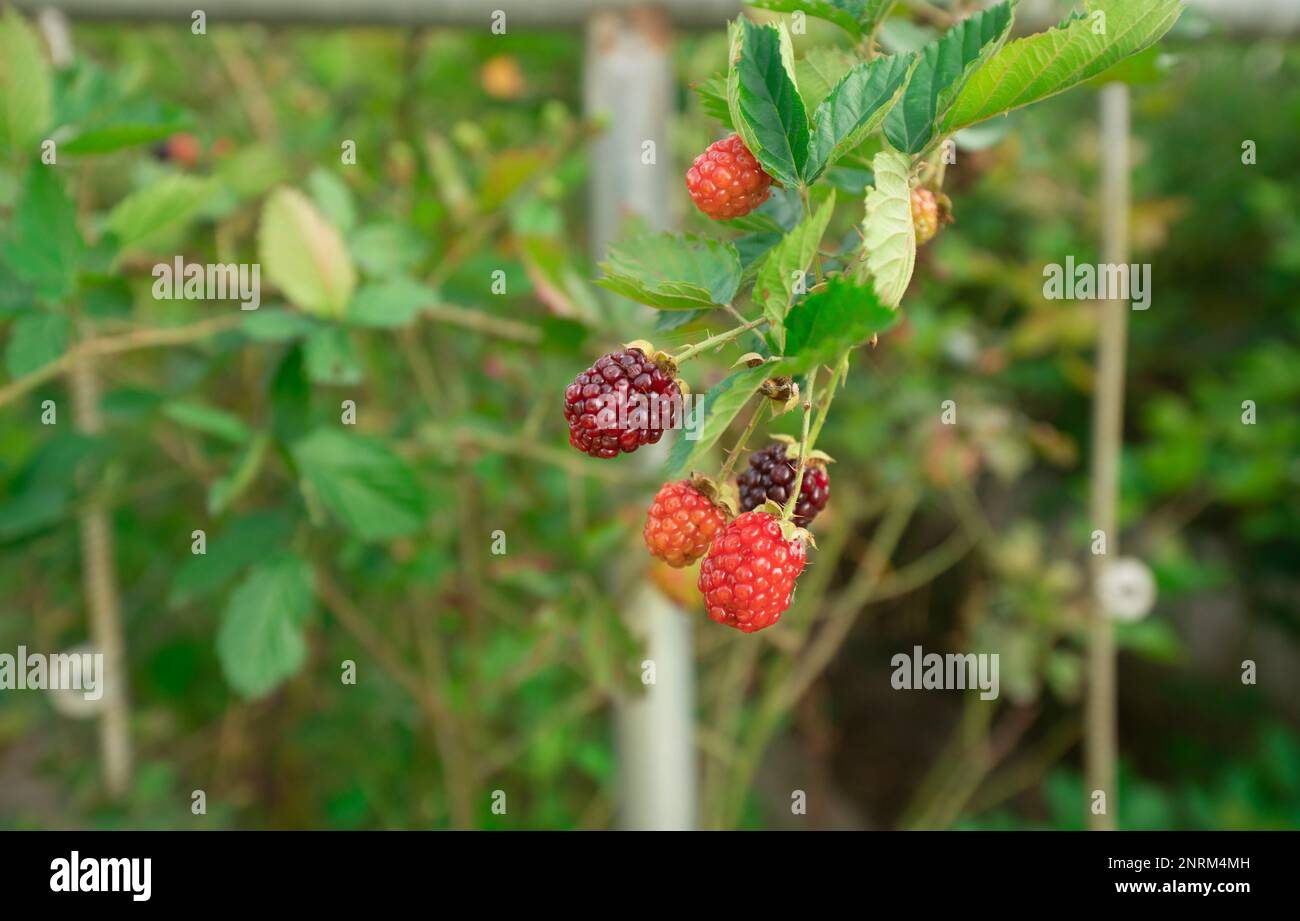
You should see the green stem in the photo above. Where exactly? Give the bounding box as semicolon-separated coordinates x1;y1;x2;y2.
673;316;767;364
806;352;848;449
718;401;766;484
798;184;825;283
783;367;816;521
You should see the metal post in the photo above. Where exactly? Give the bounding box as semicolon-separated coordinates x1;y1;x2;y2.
585;6;697;831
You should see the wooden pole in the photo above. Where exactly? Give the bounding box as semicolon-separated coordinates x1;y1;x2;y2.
585;6;697;831
1085;82;1129;832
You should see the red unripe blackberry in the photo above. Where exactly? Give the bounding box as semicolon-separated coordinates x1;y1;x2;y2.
686;134;773;220
697;511;807;633
643;480;729;568
737;443;830;527
563;347;682;459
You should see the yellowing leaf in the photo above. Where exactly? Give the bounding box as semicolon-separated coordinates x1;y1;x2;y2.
258;187;356;319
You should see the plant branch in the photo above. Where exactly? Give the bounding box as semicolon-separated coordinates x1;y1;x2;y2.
672;316;767;364
0;315;242;410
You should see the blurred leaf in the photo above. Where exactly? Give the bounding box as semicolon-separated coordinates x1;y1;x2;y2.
347;276;433;329
162;400;251;445
216;553;314;699
4;312;70;377
861;148;915;307
479;148;545;211
240;308;318;342
306;168;357;234
805;53;913;181
943;0;1183;133
168;511;295;607
520;237;602;321
105;174;214;252
291;428;426;541
884;0;1016;154
304;325;363;385
728;19;808;189
0;8;52;157
60;102;190;155
258;187;356;319
1114;617;1185;664
1;165;81;301
597;233;741;310
208;433;270;515
693;74;733;129
795;46;856;113
349;222;424;277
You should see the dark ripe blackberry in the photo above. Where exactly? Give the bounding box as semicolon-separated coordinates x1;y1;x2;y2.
737;443;830;526
563;348;683;459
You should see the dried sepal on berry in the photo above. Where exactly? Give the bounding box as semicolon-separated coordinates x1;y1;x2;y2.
688;471;738;519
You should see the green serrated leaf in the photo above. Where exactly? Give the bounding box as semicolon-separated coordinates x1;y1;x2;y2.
729;19;809;189
216;553;314;700
105;174;214;252
161;399;252;445
884;0;1017;155
861;148;915;307
1;166;81;301
597;233;741;310
0;9;52;158
942;0;1183;133
753;191;836;351
666;363;772;479
259;187;356;319
804;52;914;182
783;275;898;366
291;428;426;541
4;312;70;378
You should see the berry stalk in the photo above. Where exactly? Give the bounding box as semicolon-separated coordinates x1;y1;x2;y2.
782;367;817;522
673;316;768;364
717;400;766;483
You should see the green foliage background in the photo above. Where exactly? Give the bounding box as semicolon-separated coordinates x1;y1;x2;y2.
0;6;1297;829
